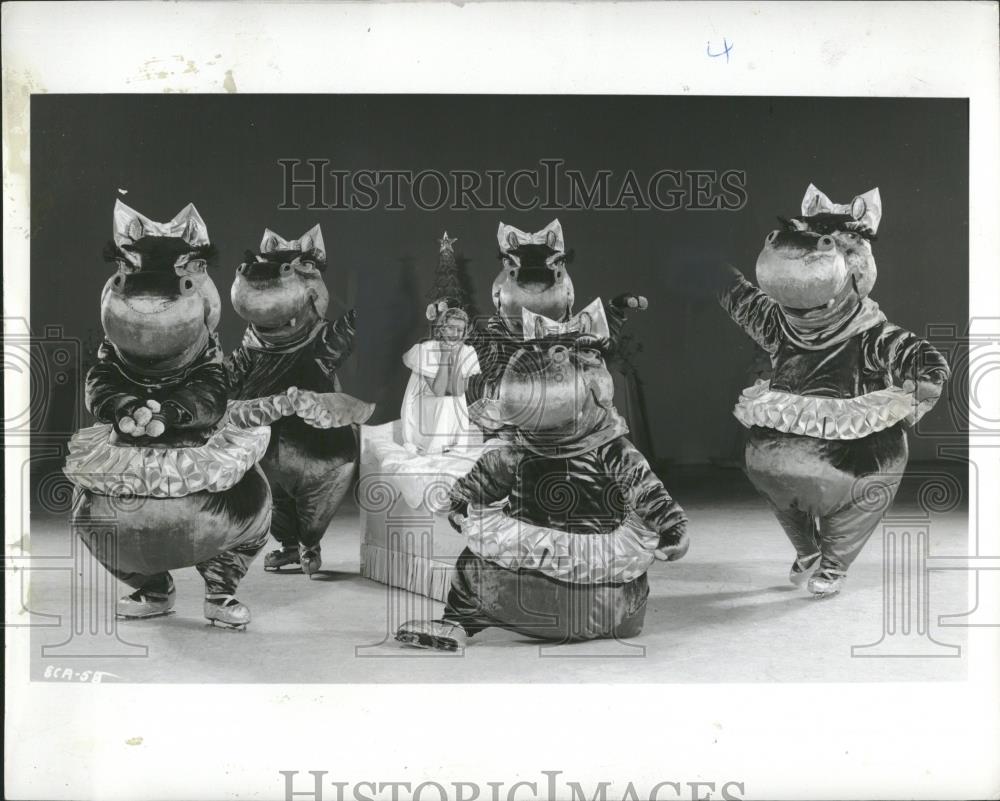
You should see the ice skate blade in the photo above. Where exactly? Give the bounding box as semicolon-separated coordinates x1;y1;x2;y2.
395;630;459;652
207;619;249;631
116;610;175;621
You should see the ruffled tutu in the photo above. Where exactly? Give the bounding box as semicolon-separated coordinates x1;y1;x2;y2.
64;411;270;499
463;505;659;585
733;380;914;440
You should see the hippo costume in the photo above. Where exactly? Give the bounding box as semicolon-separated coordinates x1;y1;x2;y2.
719;185;950;596
226;225;375;577
395;302;688;650
65;202;284;628
427;220;648;406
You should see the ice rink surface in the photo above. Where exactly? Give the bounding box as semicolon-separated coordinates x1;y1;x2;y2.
24;465;970;684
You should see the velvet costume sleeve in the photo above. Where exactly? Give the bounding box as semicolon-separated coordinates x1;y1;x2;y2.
85;340;142;423
718;271;784;354
465;318;499;380
449;445;523;514
863;322;951;385
224;342;256;399
465;317;516;402
610;439;688;537
157;342;229;429
313;309;357;385
603;300;628;360
86;338;229;429
606;300;626;339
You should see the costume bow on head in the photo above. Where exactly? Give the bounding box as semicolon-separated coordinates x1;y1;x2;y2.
471;296;626;455
497;219;565;254
521;298;610;343
259;225;327;265
112;200;210;268
799;184;882;235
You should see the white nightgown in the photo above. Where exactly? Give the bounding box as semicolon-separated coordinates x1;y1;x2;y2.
401;341;481;455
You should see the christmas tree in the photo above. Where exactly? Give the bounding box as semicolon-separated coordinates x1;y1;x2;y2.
427;231;477;317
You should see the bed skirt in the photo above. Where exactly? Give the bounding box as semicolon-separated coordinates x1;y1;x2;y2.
359;419;487;602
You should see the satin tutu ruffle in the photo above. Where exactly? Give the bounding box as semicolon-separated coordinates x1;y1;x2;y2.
462;505;660;585
733;380;914;440
64;414;270;499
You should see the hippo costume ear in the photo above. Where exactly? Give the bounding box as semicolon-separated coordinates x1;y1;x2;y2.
112;200;150;253
538;219;565;253
497;222;526;253
170;204;211;247
259;228;282;254
298;224;327;264
112;203;144;267
850;188;882;234
801;184;836;217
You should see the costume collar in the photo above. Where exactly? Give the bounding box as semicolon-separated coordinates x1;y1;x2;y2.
110;330;220;382
777;281;885;350
243;319;327;354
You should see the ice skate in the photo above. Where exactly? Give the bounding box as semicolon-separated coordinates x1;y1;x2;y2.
299;544;322;578
263;547;300;572
395;619;468;652
204;595;251;629
117;582;176;619
789;552;822;587
808;566;846;598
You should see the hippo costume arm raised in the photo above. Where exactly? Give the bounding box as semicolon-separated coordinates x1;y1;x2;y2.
719;272;949;419
426;220;648;404
226;225;375;576
718;184;950;596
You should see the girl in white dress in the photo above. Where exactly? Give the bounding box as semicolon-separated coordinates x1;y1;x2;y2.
401;307;481;454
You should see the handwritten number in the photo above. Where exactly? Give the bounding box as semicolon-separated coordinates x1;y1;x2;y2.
707;38;733;62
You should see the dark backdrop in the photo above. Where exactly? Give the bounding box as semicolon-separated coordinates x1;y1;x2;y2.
29;95;968;464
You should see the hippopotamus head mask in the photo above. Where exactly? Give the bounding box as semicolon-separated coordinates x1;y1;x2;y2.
756;184;882;313
492;219;575;335
101;201;221;369
471;299;626;456
231;225;329;343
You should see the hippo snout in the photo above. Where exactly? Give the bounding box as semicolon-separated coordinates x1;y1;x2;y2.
101;290;209;360
756;230;848;310
230;264;328;331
